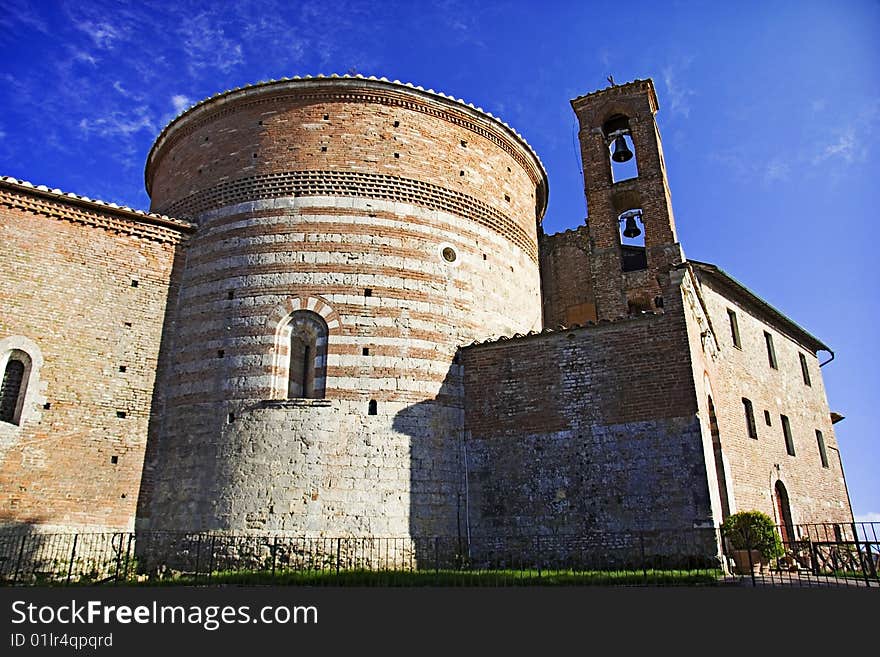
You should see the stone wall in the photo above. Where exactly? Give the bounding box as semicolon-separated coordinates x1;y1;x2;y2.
138;78;547;537
687;268;852;527
0;180;190;532
460;296;716;538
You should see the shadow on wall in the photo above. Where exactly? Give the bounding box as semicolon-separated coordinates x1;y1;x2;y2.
136;247;189;531
391;360;466;563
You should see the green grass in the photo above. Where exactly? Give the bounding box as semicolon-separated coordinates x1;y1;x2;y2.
113;567;723;587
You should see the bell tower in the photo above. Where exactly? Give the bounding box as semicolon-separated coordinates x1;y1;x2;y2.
571;78;684;320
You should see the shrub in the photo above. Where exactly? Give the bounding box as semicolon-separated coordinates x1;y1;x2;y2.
721;511;784;560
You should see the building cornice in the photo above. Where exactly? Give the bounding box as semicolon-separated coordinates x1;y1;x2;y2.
0;176;194;244
144;75;549;221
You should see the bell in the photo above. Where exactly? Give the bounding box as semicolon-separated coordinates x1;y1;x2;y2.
623;216;641;238
611;135;633;163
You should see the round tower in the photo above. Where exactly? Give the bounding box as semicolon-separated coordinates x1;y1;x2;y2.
139;76;547;538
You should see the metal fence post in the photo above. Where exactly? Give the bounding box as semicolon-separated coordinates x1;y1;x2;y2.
747;546;755;587
123;534;133;581
65;534;78;585
271;536;278;576
13;534;28;585
336;538;341;576
640;533;647;584
536;536;541;579
194;534;202;581
114;533;123;582
208;535;216;580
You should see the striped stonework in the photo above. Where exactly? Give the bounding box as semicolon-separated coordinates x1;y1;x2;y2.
139;77;545;537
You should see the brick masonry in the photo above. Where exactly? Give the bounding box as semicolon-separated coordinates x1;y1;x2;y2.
138;78;546;537
461;279;715;537
0;180;191;532
0;76;853;553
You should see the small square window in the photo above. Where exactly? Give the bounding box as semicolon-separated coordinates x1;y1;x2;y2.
362;347;370;356
111;455;118;464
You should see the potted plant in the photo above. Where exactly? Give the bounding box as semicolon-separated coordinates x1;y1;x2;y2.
721;511;784;575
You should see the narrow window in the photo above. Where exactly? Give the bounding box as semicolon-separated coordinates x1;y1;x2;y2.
781;414;795;456
0;352;29;425
816;430;829;468
727;309;741;348
742;398;757;439
764;410;772;426
368;399;377;415
799;353;812;386
764;331;778;369
285;310;328;399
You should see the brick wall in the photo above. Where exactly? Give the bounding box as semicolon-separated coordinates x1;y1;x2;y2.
538;226;597;327
138;78;547;536
0;182;189;532
461;294;715;536
686;269;852;528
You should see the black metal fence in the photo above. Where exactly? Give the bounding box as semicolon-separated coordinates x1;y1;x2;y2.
0;522;876;587
721;521;880;588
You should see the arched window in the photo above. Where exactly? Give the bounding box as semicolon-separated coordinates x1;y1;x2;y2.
282;310;328;399
774;480;794;546
1;350;31;425
603;114;638;183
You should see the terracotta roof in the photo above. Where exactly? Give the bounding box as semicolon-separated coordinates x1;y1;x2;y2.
461;311;663;348
0;175;193;231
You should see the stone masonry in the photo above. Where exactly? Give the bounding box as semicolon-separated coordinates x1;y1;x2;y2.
0;76;853;563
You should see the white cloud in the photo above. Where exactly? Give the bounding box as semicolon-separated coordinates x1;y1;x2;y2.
0;0;50;36
78;107;156;138
855;512;880;523
662;63;696;119
171;94;192;114
72;19;123;50
764;158;791;183
71;49;98;66
812;128;862;165
179;12;244;74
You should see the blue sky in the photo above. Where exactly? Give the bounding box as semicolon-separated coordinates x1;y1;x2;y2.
1;0;877;521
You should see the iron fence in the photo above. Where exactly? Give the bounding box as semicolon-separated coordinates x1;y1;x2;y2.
0;522;876;587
